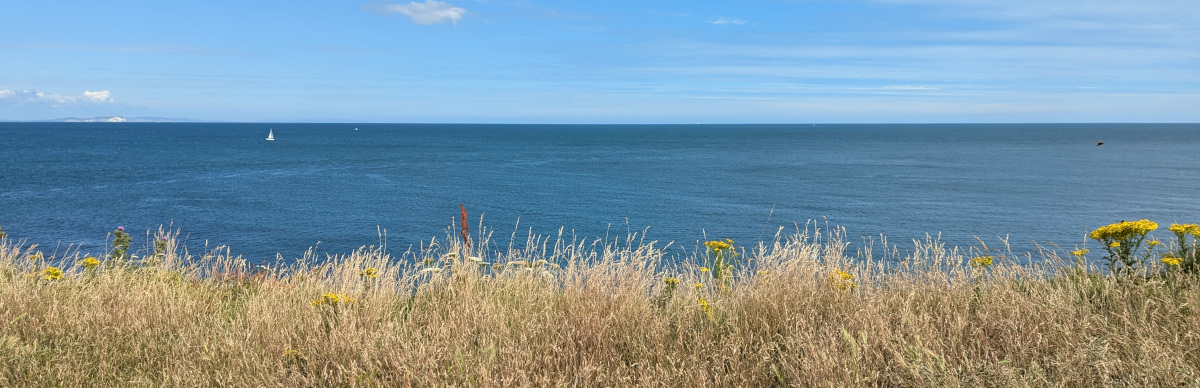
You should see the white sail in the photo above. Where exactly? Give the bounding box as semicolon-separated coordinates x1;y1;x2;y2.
266;129;274;141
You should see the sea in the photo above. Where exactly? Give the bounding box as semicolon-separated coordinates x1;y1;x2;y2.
2;123;1198;265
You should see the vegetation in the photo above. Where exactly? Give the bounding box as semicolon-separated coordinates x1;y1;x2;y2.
0;220;1198;386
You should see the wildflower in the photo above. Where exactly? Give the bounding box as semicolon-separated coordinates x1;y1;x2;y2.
311;293;353;307
828;270;856;291
1070;249;1089;257
1090;219;1158;241
283;348;302;358
1162;255;1183;266
1109;241;1121;248
698;297;713;319
704;239;733;252
699;267;710;273
28;253;43;262
1148;240;1160;247
359;267;378;279
116;226;124;231
43;266;63;281
80;256;100;269
970;256;994;268
1169;223;1200;238
663;277;680;286
694;282;704;290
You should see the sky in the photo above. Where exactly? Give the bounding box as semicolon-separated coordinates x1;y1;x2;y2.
1;0;1197;123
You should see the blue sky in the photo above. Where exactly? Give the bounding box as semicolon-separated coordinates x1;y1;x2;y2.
1;0;1197;123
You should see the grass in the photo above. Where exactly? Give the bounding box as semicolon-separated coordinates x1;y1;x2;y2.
1;224;1198;387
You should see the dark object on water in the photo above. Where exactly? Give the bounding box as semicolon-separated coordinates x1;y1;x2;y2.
1097;141;1104;147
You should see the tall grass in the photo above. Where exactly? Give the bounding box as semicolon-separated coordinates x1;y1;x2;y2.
1;224;1197;386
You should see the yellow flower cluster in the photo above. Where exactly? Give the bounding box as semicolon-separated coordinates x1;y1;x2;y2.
1169;223;1200;238
1070;249;1089;257
663;277;680;286
698;297;713;319
1089;219;1158;241
80;256;100;269
970;256;993;268
311;293;353;307
43;266;63;281
1148;240;1160;247
829;270;856;291
703;239;734;252
1162;255;1183;266
693;282;704;290
359;267;378;279
1109;241;1121;248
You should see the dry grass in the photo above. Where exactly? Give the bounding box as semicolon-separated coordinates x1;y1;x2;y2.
1;224;1198;387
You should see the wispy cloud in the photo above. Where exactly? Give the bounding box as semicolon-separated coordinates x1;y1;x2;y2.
0;89;114;106
708;17;748;25
369;1;467;25
881;85;939;90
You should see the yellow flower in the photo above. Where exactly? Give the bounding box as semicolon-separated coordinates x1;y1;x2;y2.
828;270;856;290
1162;255;1183;266
359;267;378;279
704;239;733;252
28;253;43;262
663;277;680;286
283;348;302;358
970;256;994;268
1147;240;1160;247
43;266;63;281
693;282;704;290
311;293;353;307
1090;219;1158;241
1169;223;1200;238
80;256;100;269
698;297;713;319
699;267;709;273
1070;249;1090;257
1109;241;1121;248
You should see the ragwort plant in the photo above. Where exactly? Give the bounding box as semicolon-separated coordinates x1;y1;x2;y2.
1165;223;1200;273
1088;219;1158;274
702;238;737;289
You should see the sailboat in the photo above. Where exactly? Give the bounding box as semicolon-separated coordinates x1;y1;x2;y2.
266;129;275;141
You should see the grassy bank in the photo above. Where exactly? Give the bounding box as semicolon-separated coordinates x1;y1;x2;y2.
1;223;1198;387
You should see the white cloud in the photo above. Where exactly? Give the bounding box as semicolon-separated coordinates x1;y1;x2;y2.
83;90;113;102
0;89;115;106
371;1;467;25
709;18;748;25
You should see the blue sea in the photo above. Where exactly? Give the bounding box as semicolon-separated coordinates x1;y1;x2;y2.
2;123;1198;264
